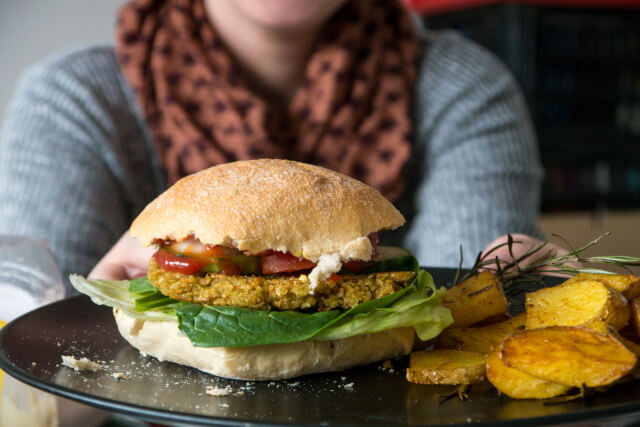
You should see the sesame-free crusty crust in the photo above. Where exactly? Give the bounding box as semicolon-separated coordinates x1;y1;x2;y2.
129;159;405;262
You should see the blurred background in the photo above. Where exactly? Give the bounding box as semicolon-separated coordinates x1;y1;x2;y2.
409;0;640;260
0;0;124;117
1;0;639;257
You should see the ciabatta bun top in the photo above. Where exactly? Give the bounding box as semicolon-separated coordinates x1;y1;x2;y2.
130;159;404;261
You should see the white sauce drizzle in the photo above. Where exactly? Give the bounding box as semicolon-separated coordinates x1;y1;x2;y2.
308;253;342;293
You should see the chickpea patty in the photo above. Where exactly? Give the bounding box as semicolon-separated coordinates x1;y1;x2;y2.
147;258;415;311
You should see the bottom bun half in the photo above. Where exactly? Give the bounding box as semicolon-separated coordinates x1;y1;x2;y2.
113;307;415;380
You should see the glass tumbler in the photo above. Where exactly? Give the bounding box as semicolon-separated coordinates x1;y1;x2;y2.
0;236;65;427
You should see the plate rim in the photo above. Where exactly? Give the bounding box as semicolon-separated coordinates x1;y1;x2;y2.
3;334;640;427
2;268;640;426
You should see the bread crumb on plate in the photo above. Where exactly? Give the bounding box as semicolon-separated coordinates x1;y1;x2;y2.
61;355;102;372
205;386;233;396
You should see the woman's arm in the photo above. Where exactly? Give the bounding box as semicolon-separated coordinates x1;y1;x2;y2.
0;47;161;293
405;31;544;268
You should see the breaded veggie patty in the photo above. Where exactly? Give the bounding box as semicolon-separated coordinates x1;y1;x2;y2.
147;258;415;311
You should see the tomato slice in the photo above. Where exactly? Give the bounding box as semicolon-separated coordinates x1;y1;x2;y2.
260;251;317;275
342;260;374;273
153;248;209;275
259;232;381;275
218;260;243;275
327;273;342;282
156;232;382;276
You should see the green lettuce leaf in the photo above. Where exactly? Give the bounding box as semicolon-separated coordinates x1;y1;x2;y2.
69;275;178;321
175;304;341;347
129;276;156;294
172;272;429;347
69;256;453;347
128;277;181;312
315;270;452;341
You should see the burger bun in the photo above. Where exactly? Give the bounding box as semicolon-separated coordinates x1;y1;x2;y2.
129;159;405;262
113;307;415;380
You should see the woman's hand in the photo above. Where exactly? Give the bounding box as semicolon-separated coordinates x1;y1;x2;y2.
89;231;155;280
481;233;552;265
480;233;579;275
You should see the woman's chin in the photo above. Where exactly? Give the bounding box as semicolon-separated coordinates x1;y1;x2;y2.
234;0;348;32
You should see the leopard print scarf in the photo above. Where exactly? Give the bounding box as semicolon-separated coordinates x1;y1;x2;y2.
116;0;417;200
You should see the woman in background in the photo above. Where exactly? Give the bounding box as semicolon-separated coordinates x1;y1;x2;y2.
0;0;543;288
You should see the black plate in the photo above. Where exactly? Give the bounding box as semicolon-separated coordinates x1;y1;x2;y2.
1;268;640;426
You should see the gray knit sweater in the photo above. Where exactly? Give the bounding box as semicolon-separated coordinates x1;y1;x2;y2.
0;31;543;295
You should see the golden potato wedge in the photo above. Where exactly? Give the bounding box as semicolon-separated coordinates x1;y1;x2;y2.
486;350;572;399
500;326;637;388
525;280;629;331
619;336;640;380
407;350;487;385
620;336;640;355
561;273;640;300
441;271;508;328
583;320;613;334
631;298;640;338
438;313;526;354
473;313;512;326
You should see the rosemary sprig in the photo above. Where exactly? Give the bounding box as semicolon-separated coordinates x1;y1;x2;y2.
454;232;640;296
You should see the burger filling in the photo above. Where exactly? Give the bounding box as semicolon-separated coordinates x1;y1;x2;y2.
70;238;452;348
153;241;261;275
148;235;415;310
153;235;378;277
147;257;414;311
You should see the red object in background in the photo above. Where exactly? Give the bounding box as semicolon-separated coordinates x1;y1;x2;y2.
405;0;640;15
404;0;498;15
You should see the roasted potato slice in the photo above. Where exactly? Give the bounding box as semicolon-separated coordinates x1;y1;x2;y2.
561;273;640;300
500;326;637;388
438;314;526;354
631;298;640;338
472;313;512;326
581;319;640;369
441;271;508;328
584;320;613;334
525;280;629;331
407;350;486;385
619;336;640;379
486;350;572;399
620;335;640;356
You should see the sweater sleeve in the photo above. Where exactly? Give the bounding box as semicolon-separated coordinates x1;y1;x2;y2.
0;46;162;294
403;31;544;268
